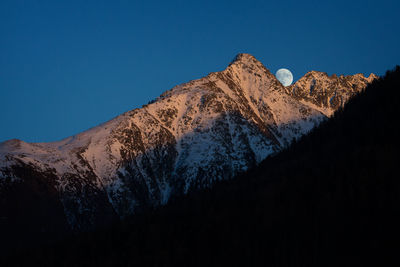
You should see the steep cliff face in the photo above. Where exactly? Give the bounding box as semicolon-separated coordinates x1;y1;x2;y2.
0;53;376;233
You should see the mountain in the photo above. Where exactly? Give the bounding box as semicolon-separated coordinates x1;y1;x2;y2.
3;66;398;267
0;53;376;239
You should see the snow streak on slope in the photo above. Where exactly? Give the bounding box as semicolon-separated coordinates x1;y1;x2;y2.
0;53;376;231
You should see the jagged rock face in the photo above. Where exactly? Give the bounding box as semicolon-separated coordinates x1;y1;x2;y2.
0;53;376;234
288;71;377;116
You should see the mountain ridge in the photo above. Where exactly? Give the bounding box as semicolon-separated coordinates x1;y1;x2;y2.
3;66;397;267
0;53;376;235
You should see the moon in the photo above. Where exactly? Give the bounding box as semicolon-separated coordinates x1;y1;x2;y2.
275;68;293;86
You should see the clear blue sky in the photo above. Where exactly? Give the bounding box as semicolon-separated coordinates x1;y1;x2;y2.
1;0;399;142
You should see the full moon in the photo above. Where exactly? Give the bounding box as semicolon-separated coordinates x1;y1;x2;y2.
275;68;293;86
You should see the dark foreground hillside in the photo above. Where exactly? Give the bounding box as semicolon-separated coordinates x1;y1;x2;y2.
3;66;400;267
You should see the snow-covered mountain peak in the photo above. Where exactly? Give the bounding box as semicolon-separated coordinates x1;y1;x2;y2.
288;70;378;116
0;54;377;232
0;139;22;150
367;73;379;82
301;70;329;79
227;53;272;76
229;53;259;65
155;53;278;105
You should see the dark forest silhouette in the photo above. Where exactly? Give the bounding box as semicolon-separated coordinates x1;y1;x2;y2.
2;66;400;267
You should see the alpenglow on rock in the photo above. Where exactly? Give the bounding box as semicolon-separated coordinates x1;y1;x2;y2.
0;53;376;234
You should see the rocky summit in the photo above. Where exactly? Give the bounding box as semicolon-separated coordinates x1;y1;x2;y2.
0;53;376;235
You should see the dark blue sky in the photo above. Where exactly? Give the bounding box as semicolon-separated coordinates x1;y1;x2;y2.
1;0;399;142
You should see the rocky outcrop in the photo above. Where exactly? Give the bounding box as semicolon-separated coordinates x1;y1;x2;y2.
288;70;377;115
